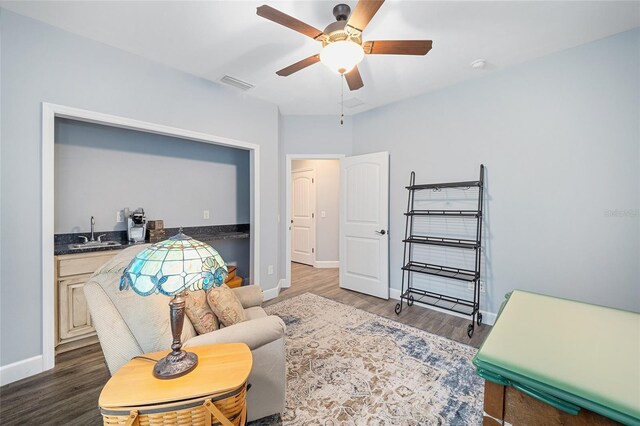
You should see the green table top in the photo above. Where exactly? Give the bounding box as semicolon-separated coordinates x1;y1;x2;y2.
474;290;640;425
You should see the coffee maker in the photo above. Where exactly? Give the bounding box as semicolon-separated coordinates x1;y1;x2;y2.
127;208;147;243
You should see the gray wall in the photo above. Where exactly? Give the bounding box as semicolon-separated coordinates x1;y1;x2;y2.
0;9;280;367
280;115;353;156
353;28;640;315
292;159;340;262
55;118;250;233
278;115;352;281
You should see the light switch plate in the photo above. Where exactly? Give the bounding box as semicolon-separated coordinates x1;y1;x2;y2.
116;211;124;223
203;210;210;220
321;211;327;218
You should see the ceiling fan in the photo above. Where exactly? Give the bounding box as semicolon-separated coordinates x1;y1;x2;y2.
256;0;433;91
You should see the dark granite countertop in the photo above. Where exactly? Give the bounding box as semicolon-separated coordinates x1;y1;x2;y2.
53;241;144;256
190;231;249;241
54;224;250;256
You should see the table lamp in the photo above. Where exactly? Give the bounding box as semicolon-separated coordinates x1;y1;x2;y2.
120;230;228;379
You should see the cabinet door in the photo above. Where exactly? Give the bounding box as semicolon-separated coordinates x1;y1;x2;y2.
58;274;95;341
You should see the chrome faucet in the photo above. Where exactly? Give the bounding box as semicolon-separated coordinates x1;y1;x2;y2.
90;216;96;241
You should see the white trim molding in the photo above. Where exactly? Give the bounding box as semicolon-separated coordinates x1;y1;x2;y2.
41;103;56;373
314;260;340;268
285;154;345;288
389;288;497;326
38;103;261;384
0;355;44;386
278;278;290;289
263;281;283;301
478;310;497;326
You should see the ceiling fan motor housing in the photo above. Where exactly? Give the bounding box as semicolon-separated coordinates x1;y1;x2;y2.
333;4;351;21
323;21;361;46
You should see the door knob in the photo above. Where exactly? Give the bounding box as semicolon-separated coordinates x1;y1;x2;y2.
375;229;386;235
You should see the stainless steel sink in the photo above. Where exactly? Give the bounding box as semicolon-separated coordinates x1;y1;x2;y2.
68;241;122;250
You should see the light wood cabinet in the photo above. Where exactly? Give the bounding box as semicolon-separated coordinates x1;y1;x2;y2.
55;251;118;353
58;273;94;340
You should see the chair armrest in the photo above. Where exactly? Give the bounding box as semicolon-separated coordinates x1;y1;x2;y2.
231;285;264;308
184;316;285;351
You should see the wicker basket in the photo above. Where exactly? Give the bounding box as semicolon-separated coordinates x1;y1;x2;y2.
101;383;246;426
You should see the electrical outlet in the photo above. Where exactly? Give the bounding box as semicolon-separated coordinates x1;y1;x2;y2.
116;211;124;223
203;210;210;220
467;282;473;291
321;211;327;218
267;265;274;275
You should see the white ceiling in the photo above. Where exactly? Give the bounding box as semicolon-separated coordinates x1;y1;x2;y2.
2;1;639;115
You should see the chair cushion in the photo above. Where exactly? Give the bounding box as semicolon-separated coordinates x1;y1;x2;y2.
206;284;247;326
231;285;264;308
185;290;219;334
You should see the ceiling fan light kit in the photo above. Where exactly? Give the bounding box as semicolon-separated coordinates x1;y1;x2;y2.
320;40;365;74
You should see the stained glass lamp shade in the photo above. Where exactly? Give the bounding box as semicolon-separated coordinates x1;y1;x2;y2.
120;231;228;379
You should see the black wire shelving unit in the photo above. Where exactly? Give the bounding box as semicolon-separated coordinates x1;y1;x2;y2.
395;165;485;338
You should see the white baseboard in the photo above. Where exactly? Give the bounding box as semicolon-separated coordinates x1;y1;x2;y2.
0;355;44;386
313;261;339;269
389;288;496;326
278;278;290;289
262;281;283;301
478;310;497;326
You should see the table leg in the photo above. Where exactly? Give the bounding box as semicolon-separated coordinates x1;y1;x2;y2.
483;380;506;426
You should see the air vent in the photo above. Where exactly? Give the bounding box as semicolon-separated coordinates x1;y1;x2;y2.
220;75;255;91
342;97;365;108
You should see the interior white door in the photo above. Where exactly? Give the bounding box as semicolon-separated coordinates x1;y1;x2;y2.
339;152;389;299
291;169;316;265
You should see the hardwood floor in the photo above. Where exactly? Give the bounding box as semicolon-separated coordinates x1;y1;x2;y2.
0;263;490;425
0;343;110;425
268;263;490;348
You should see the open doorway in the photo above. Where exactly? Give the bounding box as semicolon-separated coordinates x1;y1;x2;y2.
285;155;343;289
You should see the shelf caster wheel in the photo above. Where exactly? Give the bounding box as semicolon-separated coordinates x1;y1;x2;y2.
395;303;402;315
467;324;474;338
477;313;483;326
407;295;414;306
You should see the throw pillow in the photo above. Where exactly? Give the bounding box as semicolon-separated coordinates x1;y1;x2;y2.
206;284;247;326
184;290;219;334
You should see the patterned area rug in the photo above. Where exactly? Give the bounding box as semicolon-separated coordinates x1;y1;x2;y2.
253;293;483;425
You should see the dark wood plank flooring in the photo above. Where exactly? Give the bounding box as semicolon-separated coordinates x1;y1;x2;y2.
0;263;490;425
268;263;490;348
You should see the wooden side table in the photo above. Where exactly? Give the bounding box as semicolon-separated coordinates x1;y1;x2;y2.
99;343;252;426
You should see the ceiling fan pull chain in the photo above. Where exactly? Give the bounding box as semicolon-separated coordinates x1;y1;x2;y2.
340;73;345;125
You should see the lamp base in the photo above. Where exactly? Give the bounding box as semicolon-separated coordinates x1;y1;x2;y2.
153;350;198;379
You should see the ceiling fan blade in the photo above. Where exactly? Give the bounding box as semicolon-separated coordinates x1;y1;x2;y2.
257;5;325;41
363;40;433;55
345;66;364;91
276;55;320;76
346;0;385;33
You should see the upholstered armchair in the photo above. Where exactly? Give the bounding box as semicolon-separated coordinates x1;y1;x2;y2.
84;246;286;422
